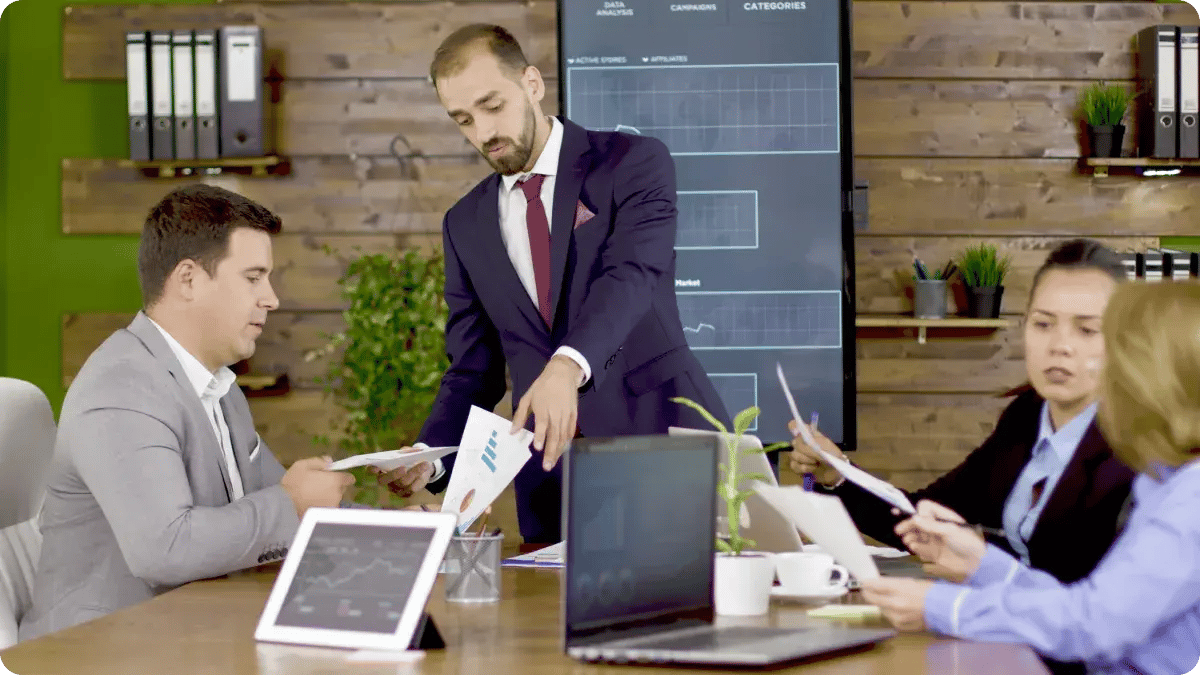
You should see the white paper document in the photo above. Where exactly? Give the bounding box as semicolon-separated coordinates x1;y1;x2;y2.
752;482;880;581
327;445;457;473
775;363;916;515
805;543;909;559
502;541;564;568
442;406;534;533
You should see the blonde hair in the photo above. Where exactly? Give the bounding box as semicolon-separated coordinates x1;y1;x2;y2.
1098;280;1200;473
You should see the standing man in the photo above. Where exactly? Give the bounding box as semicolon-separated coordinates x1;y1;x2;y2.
384;24;729;543
20;184;355;640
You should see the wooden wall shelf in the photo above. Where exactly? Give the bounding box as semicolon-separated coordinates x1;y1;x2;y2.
1084;157;1200;178
123;156;291;178
856;316;1011;344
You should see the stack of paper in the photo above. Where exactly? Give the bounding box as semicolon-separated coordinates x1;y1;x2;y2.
502;541;564;568
328;445;457;473
441;406;534;533
752;482;879;581
804;544;909;560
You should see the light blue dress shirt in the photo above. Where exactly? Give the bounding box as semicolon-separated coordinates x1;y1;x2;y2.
925;461;1200;675
1001;401;1098;564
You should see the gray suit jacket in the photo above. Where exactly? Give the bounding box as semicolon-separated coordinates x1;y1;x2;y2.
19;312;300;640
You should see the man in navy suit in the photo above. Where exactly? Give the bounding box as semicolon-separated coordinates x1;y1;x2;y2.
382;24;728;543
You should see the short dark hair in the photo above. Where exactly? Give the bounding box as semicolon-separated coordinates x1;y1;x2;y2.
1027;238;1127;306
429;24;530;89
138;184;282;307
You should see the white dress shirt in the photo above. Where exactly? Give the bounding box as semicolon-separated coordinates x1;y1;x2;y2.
497;116;591;386
430;119;592;485
148;318;244;500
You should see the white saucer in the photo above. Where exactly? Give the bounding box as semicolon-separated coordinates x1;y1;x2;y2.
769;585;849;603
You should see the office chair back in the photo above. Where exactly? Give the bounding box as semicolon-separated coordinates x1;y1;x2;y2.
0;377;57;648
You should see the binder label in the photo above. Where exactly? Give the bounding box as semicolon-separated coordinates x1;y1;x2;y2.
225;35;258;102
1159;34;1177;111
126;42;148;116
196;40;216;116
173;43;194;116
1182;33;1199;115
151;38;173;116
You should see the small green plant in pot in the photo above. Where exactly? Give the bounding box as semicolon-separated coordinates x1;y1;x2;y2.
672;396;790;615
312;247;449;507
956;243;1012;319
1080;81;1132;158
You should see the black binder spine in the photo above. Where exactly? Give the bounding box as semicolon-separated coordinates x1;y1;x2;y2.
1138;25;1179;158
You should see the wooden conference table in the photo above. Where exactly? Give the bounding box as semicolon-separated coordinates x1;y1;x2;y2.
1;566;1049;675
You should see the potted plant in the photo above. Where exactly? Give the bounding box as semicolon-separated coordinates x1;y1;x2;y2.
672;397;790;616
956;243;1012;319
310;247;449;507
1080;81;1132;158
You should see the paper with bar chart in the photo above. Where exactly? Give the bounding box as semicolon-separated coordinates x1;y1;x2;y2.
441;406;533;533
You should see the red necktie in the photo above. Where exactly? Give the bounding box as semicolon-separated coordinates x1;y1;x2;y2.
518;174;553;327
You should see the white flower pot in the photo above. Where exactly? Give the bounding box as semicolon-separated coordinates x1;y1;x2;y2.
713;553;774;616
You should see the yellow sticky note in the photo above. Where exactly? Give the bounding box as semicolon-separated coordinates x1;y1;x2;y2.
806;604;882;619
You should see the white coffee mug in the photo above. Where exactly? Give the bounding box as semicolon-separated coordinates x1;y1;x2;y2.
774;551;849;595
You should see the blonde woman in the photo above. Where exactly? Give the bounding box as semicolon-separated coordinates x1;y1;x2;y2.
862;281;1200;675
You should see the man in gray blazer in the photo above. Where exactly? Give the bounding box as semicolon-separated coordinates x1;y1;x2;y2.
19;185;355;640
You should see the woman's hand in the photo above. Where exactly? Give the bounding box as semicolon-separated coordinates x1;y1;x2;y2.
860;578;935;631
894;500;986;583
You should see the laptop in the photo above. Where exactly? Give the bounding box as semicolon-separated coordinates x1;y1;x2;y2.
668;426;805;553
562;435;894;667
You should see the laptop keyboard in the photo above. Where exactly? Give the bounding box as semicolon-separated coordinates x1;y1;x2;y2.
627;626;803;650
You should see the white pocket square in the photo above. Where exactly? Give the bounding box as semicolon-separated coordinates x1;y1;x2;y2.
248;436;262;461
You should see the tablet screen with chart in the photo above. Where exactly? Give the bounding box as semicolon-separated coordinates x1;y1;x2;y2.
274;522;434;633
558;0;856;449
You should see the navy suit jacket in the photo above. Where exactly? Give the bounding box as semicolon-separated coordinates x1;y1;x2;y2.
419;117;729;542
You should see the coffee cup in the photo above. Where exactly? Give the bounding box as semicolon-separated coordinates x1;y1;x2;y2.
774;551;848;595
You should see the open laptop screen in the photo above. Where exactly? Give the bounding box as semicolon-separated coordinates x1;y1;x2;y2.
564;435;718;640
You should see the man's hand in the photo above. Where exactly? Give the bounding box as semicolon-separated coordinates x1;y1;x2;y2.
859;578;935;631
512;355;581;470
894;500;987;583
787;420;845;488
280;456;356;517
375;452;436;498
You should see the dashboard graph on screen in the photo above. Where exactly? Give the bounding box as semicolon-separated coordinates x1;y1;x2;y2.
678;291;841;350
560;0;854;448
275;523;434;633
676;190;758;250
566;64;839;155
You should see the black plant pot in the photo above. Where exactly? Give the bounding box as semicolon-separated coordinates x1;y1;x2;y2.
966;285;1004;319
1088;124;1125;158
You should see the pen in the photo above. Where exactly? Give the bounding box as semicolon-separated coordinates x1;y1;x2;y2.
912;259;927;280
933;516;1005;540
803;412;818;491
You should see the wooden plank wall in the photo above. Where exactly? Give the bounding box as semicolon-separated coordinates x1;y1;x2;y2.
60;2;1199;509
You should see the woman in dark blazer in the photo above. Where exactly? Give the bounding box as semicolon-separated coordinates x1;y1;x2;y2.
791;239;1136;675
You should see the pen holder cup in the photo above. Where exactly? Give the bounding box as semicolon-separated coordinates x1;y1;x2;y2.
444;532;504;603
913;279;948;319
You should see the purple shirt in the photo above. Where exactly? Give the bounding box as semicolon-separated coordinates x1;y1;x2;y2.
925;461;1200;674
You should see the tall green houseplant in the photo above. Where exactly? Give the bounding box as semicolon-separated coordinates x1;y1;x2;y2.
316;248;449;504
671;397;790;555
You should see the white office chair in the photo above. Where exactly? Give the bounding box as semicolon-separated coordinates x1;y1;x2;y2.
0;378;56;649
